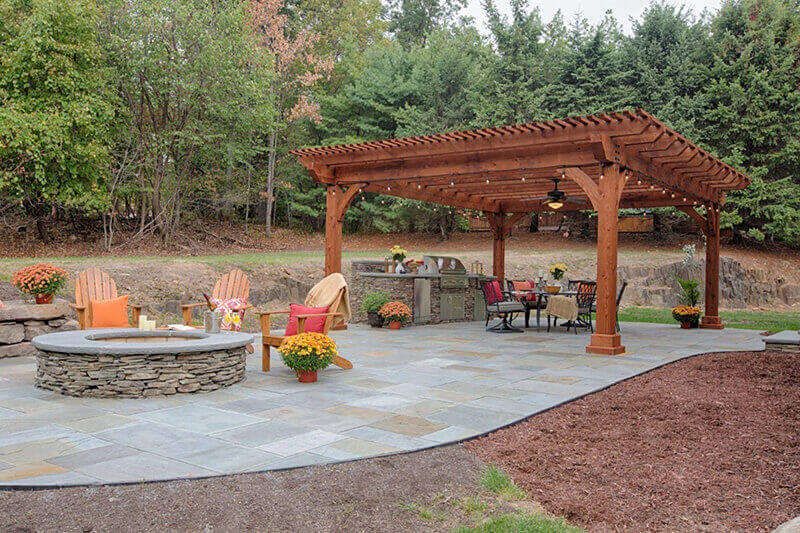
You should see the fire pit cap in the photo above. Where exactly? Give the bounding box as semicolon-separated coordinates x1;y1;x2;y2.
32;328;254;356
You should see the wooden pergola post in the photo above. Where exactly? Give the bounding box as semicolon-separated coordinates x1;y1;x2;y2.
486;212;527;283
566;165;626;355
324;184;363;276
678;205;724;329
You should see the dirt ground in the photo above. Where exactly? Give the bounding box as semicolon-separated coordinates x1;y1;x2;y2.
0;446;526;533
465;351;800;532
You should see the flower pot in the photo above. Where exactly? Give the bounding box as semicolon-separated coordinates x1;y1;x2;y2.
680;321;692;329
297;370;318;383
34;294;53;305
367;311;384;328
389;321;402;330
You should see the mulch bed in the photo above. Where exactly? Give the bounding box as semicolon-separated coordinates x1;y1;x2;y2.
465;351;800;532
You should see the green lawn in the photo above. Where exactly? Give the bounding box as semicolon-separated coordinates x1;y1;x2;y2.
619;306;800;332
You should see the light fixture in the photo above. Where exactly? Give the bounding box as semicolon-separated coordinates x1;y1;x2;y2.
417;182;421;190
387;183;391;191
450;177;454;187
662;188;667;194
637;175;642;185
650;184;655;190
485;175;490;184
546;200;564;210
624;170;629;180
521;173;526;182
671;192;676;198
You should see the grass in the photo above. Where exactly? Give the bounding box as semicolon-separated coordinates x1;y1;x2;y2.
481;465;528;501
453;513;584;533
619;306;799;332
398;501;445;522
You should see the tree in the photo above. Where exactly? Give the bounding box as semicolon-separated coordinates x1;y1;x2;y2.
698;0;800;243
99;0;274;242
386;0;467;48
0;0;115;241
248;0;333;236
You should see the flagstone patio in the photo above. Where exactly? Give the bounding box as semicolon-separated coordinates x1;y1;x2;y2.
0;322;763;487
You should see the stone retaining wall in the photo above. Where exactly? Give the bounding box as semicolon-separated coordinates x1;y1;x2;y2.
35;348;246;398
0;300;79;358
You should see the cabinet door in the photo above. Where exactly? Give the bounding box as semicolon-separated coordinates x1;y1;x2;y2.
440;293;465;321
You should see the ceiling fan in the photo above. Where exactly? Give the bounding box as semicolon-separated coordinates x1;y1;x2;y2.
530;176;583;210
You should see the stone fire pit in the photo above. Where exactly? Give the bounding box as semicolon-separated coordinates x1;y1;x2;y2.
32;329;253;398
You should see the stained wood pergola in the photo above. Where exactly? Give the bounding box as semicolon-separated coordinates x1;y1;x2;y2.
291;109;749;355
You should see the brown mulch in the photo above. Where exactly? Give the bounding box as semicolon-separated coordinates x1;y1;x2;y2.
465;351;800;532
0;446;484;532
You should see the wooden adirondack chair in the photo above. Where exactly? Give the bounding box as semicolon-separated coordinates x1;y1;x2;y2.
181;268;253;326
259;287;353;372
72;268;142;329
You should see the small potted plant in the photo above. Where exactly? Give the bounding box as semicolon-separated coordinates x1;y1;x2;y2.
361;291;390;327
278;332;338;383
12;263;69;304
379;301;411;329
672;305;702;329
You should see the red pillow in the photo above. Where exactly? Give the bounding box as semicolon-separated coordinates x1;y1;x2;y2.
284;303;330;336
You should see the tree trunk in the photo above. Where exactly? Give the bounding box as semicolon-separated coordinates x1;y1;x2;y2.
265;130;277;236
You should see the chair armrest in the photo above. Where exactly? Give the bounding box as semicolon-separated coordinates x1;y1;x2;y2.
180;302;207;310
229;303;254;312
69;304;86;311
258;309;290;317
129;304;142;310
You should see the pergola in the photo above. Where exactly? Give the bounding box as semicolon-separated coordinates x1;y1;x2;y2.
291;109;750;356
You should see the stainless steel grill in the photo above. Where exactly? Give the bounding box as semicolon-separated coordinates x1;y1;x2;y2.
419;255;468;289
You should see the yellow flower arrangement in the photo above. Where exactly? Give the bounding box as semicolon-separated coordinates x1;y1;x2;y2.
390;245;408;261
550;263;567;280
278;332;338;372
672;305;702;324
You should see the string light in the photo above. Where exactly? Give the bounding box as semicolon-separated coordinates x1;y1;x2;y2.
683;196;687;202
485;175;490;184
637;175;642;185
671;192;676;198
449;176;454;187
650;184;655;190
417;182;422;190
387;184;391;191
521;173;526;182
624;170;629;180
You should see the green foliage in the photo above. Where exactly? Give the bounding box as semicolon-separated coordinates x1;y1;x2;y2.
481;465;528;500
0;0;115;218
453;513;583;533
676;278;701;306
360;291;390;313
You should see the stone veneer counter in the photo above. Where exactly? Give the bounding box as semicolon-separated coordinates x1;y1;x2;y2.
32;329;253;398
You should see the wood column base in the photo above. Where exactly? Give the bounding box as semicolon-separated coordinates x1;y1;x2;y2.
700;315;724;329
586;333;626;356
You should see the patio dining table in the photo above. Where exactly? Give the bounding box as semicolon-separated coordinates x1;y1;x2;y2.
511;289;578;332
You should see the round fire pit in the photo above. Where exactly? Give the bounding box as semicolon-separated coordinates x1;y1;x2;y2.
32;329;253;398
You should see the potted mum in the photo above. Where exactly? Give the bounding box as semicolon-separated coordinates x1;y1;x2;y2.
361;291;390;328
278;332;338;383
379;301;411;329
12;263;69;304
672;305;702;329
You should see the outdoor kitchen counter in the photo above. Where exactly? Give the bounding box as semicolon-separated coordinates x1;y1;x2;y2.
350;258;489;325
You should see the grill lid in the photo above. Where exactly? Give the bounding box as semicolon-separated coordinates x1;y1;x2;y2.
419;255;466;275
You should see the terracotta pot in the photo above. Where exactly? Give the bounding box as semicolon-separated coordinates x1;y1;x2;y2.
297;370;318;383
680;321;691;329
35;294;53;305
389;321;402;330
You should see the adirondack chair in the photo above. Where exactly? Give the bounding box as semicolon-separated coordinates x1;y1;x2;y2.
181;269;253;326
72;268;142;329
259;286;353;372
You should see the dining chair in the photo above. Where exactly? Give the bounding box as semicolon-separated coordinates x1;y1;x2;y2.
569;281;597;334
481;280;525;333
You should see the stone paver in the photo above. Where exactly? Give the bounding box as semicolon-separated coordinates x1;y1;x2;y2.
0;321;763;486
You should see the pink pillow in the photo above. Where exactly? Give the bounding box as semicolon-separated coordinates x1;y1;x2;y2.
284;303;329;336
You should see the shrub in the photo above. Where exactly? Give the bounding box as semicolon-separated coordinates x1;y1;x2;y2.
676;278;700;306
12;264;69;296
378;301;411;322
360;291;390;314
278;332;337;372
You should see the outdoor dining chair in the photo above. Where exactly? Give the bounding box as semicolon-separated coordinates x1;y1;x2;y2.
506;279;545;328
590;280;628;332
569;280;597;334
481;279;525;333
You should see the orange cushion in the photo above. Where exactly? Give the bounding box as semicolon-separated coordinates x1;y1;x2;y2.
90;295;131;328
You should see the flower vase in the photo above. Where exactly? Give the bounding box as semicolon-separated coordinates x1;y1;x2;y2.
389;321;402;330
297;370;318;383
35;294;53;305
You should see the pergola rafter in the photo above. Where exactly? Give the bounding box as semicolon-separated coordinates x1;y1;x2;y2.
291;109;748;356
